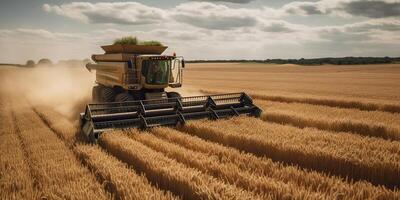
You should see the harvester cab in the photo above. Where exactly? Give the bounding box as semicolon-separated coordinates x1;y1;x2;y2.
80;44;262;142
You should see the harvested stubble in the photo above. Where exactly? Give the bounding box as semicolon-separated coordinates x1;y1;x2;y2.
99;130;265;200
151;127;400;199
75;144;180;200
257;100;400;141
11;102;109;199
201;89;400;113
0;99;37;199
130;129;322;200
178;117;400;189
33;106;78;144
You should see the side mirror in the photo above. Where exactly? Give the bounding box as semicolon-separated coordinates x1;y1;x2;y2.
182;59;185;68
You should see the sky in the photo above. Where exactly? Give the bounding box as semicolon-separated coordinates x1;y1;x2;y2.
0;0;399;63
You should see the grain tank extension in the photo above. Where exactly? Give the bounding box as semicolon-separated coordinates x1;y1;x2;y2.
80;44;262;142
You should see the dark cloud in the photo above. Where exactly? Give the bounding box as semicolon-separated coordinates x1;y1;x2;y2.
298;4;324;15
286;4;324;15
84;11;162;25
341;1;400;18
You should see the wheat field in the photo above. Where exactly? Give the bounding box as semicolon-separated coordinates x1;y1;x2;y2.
1;63;400;199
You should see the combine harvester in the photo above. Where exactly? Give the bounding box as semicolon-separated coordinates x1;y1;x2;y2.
80;42;262;142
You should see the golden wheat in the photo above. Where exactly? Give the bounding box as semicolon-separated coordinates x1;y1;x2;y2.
129;129;324;199
256;100;400;140
260;111;400;141
33;106;78;144
99;130;266;200
201;89;400;113
179;117;400;188
75;144;180;200
11;101;109;199
187;63;400;106
0;98;37;199
151;127;400;199
33;106;179;199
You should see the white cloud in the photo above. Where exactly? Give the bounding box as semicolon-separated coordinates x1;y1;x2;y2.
171;2;261;30
44;2;281;30
43;2;166;25
344;18;400;32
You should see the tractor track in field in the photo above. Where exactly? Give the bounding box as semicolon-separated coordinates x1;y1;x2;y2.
0;98;39;199
30;105;123;200
9;99;110;199
10;108;41;195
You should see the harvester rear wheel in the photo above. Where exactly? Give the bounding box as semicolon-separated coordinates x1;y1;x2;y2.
99;86;116;102
115;93;135;102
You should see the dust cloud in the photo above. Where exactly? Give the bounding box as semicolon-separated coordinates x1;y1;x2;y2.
0;64;205;122
1;65;95;121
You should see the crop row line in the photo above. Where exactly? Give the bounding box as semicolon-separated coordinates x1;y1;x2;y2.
151;127;400;199
178;117;400;189
130;129;324;200
99;130;265;200
262;110;400;141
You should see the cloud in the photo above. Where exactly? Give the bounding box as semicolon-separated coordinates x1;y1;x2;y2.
318;28;372;42
281;0;400;18
189;0;254;4
44;2;281;30
283;2;326;15
340;0;400;18
260;21;296;33
282;1;336;16
344;19;400;32
171;2;260;30
43;2;166;25
314;18;400;45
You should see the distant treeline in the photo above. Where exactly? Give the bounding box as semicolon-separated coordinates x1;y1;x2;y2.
0;63;22;67
187;57;400;65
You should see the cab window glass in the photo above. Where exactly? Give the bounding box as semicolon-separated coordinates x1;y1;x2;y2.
142;60;170;84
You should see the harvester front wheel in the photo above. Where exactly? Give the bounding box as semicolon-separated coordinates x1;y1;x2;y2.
167;92;181;98
115;93;134;102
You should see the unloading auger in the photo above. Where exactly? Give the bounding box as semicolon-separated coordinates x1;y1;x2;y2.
80;42;262;142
